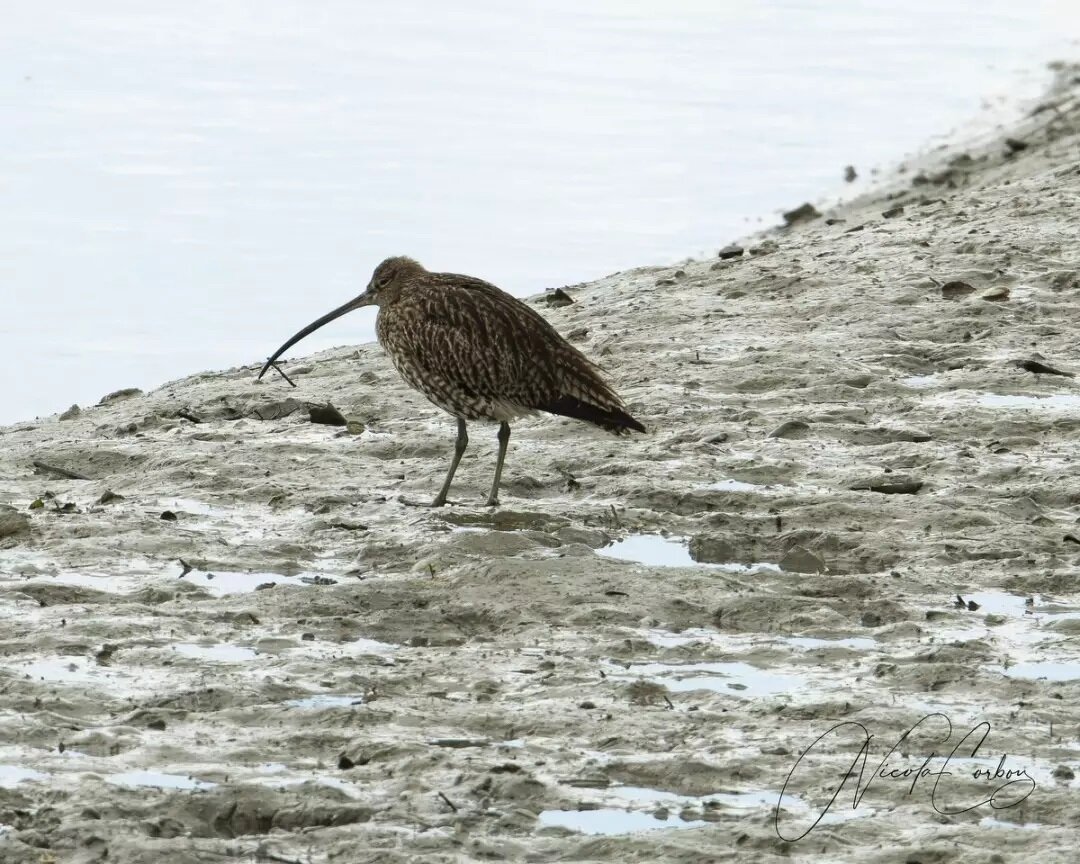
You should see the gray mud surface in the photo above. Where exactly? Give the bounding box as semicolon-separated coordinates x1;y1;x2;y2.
2;67;1080;863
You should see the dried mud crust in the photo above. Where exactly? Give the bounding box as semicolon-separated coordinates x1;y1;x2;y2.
2;66;1080;864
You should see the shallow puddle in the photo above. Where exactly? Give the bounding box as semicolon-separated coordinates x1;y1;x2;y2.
619;660;804;697
283;693;366;709
644;628;875;653
645;627;719;648
0;764;49;788
180;569;314;596
15;656;193;700
1001;660;1080;682
155;497;225;517
538;808;707;835
947;755;1070;788
901;374;941;388
961;591;1039;617
20;658;123;687
11;564;331;597
171;642;258;663
607;786;778;810
706;478;785;494
976;393;1080;411
979;817;1043;830
105;770;216;791
599;534;781;573
598;534;695;566
250;773;366;799
543;784;869;836
782;636;877;651
938;591;1080;652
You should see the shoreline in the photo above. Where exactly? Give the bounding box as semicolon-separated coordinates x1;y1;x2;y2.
3;62;1080;863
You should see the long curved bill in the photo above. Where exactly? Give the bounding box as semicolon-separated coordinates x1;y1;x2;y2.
257;292;373;383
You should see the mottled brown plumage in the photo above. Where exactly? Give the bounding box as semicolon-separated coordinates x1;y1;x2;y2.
258;256;645;506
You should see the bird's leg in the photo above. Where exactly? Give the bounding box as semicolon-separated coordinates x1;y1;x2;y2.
486;422;511;507
431;418;468;507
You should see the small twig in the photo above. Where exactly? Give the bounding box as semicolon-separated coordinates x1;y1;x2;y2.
438;791;458;812
663;695;675;710
32;460;91;481
270;362;297;388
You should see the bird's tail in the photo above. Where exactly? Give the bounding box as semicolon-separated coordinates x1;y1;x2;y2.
542;394;646;435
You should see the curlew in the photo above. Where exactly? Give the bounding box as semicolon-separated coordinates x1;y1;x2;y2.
257;256;645;507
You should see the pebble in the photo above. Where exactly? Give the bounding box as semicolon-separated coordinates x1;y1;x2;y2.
0;505;31;538
782;202;822;226
767;420;811;439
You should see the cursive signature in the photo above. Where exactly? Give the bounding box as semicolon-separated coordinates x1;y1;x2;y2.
775;713;1036;841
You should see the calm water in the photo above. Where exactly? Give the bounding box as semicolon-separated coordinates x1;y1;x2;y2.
2;2;1077;424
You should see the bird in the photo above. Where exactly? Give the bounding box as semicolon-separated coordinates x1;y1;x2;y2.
257;256;645;507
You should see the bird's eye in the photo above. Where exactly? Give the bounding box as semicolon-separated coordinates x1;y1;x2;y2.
375;276;390;289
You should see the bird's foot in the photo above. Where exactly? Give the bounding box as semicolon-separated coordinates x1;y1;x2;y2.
484;496;500;508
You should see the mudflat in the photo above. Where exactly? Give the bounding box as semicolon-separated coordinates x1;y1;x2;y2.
2;65;1079;864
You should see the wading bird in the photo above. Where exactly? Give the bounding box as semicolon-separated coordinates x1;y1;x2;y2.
258;257;645;506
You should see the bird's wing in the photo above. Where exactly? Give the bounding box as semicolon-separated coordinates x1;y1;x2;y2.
382;280;561;408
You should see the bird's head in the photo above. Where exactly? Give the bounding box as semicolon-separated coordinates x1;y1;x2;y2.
362;255;425;305
256;255;425;384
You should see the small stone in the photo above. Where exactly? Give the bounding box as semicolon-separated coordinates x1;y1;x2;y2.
689;535;736;564
59;404;81;421
1053;764;1075;781
882;205;905;219
578;701;596;709
309;403;347;426
543;288;575;307
160;510;178;521
1014;358;1074;377
251;398;303;421
767;420;811;439
0;506;31;538
780;545;826;574
98;387;143;405
843;165;857;182
97;490;124;505
940;280;975;299
345;420;366;435
1004;137;1029;153
844;374;874;388
717;244;744;260
848;474;923;495
627;679;669;706
982;286;1010;302
782;202;822;226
